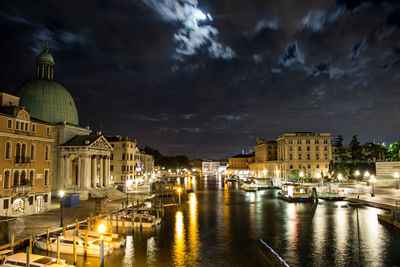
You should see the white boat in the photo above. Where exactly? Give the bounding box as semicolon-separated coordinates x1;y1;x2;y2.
241;182;258;192
34;235;113;257
64;229;126;249
101;213;159;229
1;252;74;267
278;183;314;202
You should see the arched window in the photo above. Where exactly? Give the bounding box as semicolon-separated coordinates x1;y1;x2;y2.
122;153;125;161
20;170;26;184
16;143;21;161
30;144;36;160
5;142;12;159
44;170;49;186
45;146;50;160
21;143;26;162
13;171;19;186
130;154;133;161
4;171;10;189
29;170;35;186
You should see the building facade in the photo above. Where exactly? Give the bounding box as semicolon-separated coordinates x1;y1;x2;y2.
106;136;137;184
202;161;220;175
15;40;113;199
227;153;255;177
0;93;52;216
276;132;332;180
250;138;278;178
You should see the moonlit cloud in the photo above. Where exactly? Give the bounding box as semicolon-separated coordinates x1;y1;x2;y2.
301;10;326;32
254;18;278;33
141;0;235;60
279;41;305;67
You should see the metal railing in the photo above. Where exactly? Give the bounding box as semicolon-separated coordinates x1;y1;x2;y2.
14;157;31;164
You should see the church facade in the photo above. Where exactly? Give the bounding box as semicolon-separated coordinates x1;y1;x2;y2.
15;39;113;200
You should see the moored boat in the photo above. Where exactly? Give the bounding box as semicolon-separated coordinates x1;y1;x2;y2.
64;229;125;249
1;252;74;267
34;235;113;257
278;183;315;202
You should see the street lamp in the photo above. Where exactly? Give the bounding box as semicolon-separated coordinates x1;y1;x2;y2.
369;175;376;197
394;172;399;189
59;190;64;227
275;170;280;179
98;223;106;267
338;173;343;183
299;171;304;185
177;187;182;205
263;169;267;178
316;172;321;186
355;170;360;181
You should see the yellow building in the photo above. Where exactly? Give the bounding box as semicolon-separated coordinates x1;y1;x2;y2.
250;138;278;178
228;153;255;177
276;132;332;180
106;136;137;184
0;93;53;216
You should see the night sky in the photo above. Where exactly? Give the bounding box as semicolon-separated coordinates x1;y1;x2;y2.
0;0;399;159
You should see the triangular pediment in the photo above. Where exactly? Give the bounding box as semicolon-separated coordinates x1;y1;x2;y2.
89;135;113;150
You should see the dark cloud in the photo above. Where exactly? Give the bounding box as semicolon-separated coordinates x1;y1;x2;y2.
0;0;399;159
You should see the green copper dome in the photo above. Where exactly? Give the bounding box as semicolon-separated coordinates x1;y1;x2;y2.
15;38;79;126
16;79;79;125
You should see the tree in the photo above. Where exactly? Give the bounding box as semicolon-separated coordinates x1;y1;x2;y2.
349;135;365;163
364;142;387;162
333;135;349;162
386;142;400;161
291;170;300;182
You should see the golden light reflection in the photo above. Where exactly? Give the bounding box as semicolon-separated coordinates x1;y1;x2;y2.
173;211;186;267
188;193;199;265
146;236;157;266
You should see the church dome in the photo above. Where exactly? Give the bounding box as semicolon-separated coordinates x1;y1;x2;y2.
15;38;79;126
37;51;54;64
16;79;79;125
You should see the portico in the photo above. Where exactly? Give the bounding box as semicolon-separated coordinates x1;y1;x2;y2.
58;135;112;191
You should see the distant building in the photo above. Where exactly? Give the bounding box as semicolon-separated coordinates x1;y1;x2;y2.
106;136;137;184
276;132;332;179
249;138;278;178
0;93;52;216
202;161;220;175
227;153;255;177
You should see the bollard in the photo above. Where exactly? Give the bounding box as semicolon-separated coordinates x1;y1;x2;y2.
131;215;134;234
100;239;104;267
29;235;33;254
46;228;50;251
122;216;125;235
26;246;29;267
57;236;60;260
73;236;77;265
116;212;119;233
84;228;88;257
11;233;14;254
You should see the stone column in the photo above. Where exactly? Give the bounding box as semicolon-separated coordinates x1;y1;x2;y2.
91;156;97;188
77;156;82;188
99;157;104;187
58;155;65;190
65;155;70;187
83;155;91;189
105;156;110;187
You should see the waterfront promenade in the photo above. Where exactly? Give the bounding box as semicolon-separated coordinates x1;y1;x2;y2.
8;188;151;241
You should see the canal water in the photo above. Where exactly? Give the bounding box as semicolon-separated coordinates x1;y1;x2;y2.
38;177;400;266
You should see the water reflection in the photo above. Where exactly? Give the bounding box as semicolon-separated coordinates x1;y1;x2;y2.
173;211;186;267
188;193;199;265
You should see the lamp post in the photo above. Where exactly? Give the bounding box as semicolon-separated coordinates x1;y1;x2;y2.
299;171;304;185
177;187;182;205
355;170;360;181
98;223;106;267
394;172;399;190
263;169;267;178
316;172;321;186
369;175;376;197
275;170;280;180
364;171;370;185
59;190;64;227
